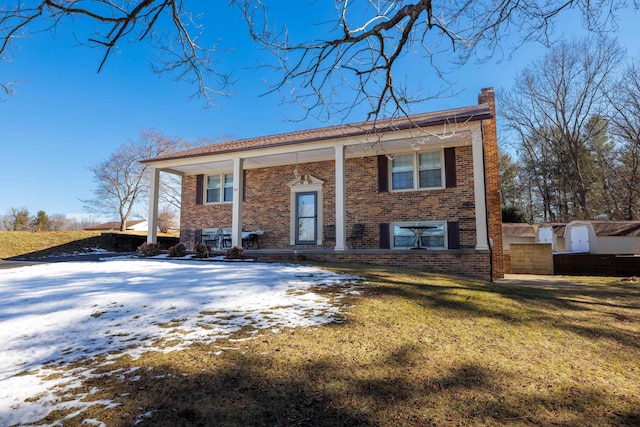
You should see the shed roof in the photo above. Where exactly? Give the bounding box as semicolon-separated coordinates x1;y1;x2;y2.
588;221;640;237
502;223;535;238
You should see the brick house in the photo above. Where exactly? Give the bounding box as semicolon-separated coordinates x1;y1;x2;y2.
143;88;504;281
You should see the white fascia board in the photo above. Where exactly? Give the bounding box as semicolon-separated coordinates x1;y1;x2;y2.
147;122;480;175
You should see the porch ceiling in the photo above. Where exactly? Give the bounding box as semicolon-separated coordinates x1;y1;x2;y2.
161;130;472;175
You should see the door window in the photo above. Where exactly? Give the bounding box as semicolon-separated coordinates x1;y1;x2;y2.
296;192;317;244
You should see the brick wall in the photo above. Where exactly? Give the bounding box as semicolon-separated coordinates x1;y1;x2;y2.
177;88;504;281
254;250;492;281
181;147;478;250
478;87;505;280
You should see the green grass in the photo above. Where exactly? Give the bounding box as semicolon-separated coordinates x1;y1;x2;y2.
32;264;639;427
0;230;104;259
0;230;178;259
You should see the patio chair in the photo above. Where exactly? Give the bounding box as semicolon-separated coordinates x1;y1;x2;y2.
208;228;231;250
348;223;365;248
220;228;233;249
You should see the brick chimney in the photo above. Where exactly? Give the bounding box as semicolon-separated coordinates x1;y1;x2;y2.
478;87;504;280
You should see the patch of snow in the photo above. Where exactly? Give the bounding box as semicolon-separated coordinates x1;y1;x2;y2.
133;410;156;425
0;259;360;426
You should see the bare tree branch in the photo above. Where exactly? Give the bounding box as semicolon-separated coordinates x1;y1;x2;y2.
1;0;232;104
236;0;638;122
2;1;638;118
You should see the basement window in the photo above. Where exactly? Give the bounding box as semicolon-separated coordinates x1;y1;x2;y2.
391;221;446;249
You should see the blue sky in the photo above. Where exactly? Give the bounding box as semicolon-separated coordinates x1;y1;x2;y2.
1;3;638;220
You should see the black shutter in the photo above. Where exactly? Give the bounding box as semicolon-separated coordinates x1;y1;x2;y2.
379;223;391;249
195;174;204;205
444;147;457;188
243;170;247;202
447;221;460;249
378;155;389;192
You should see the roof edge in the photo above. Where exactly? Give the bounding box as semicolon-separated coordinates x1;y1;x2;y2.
143;103;493;164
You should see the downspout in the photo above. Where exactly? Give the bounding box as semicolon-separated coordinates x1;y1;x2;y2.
480;123;494;281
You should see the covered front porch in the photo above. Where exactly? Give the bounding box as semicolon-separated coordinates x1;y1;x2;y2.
144;112;491;253
141;89;504;281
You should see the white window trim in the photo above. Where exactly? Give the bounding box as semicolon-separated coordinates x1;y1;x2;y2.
389;150;445;192
390;220;447;250
205;172;234;205
287;174;325;246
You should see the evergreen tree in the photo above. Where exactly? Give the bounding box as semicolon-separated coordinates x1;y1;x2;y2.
31;210;51;232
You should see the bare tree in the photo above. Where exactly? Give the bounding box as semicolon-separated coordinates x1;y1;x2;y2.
83;130;181;231
1;1;637;120
157;206;177;233
48;213;69;231
519;129;565;222
4;207;30;231
500;36;625;220
606;61;640;220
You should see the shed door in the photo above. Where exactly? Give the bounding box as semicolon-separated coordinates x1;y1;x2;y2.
571;225;590;253
538;227;554;251
538;228;552;244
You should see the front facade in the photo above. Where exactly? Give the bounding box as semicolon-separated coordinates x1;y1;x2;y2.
144;88;504;281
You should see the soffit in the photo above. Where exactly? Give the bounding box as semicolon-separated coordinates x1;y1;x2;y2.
152;118;480;175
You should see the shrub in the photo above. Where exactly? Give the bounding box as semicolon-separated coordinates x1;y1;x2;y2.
137;242;160;257
194;242;211;258
225;246;245;260
168;243;187;257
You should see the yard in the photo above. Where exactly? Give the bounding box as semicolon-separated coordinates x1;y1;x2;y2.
0;258;638;426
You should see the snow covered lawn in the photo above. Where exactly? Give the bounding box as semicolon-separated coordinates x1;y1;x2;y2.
0;258;360;426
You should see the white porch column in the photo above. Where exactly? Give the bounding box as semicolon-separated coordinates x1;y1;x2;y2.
471;127;490;250
147;166;160;243
231;157;244;247
334;145;347;251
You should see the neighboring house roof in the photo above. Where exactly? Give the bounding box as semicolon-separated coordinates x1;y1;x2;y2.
502;223;535;238
85;220;146;231
143;104;493;164
568;221;640;237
